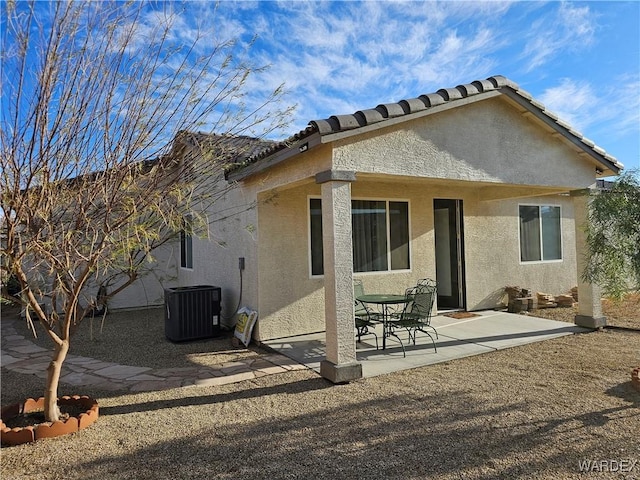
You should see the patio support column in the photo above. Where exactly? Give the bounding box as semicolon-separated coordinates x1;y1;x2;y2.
316;169;362;383
571;188;606;328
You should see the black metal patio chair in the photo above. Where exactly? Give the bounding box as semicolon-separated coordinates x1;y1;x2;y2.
353;279;379;349
388;284;438;352
416;278;437;289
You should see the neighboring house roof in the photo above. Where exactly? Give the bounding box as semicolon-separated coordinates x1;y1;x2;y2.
226;75;623;180
171;131;276;168
596;179;615;190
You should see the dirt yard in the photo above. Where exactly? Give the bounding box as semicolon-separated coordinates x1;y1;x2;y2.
527;292;639;330
1;293;638;479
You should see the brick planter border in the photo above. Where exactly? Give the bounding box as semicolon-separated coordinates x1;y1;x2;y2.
1;395;99;446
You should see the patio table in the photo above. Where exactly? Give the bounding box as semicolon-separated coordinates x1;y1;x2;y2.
356;294;410;350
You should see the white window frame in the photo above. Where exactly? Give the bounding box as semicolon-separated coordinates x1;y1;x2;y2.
308;196;412;278
518;203;563;264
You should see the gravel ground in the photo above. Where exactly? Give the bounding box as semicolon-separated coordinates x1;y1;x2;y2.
526;292;639;330
1;300;639;479
5;306;268;371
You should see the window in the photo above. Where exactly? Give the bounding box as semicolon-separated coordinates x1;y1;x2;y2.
180;215;193;269
309;198;410;275
519;205;561;262
310;199;324;276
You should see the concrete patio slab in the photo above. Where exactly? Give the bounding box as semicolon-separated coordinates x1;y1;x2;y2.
263;311;589;378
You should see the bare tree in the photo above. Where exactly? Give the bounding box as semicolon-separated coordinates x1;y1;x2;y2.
1;0;291;421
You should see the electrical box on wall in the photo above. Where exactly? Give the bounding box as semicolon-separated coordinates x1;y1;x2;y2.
239;257;245;270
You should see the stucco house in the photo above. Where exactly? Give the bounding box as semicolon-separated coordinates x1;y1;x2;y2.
116;75;623;383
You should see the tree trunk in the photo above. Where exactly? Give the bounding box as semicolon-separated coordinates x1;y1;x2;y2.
44;340;69;422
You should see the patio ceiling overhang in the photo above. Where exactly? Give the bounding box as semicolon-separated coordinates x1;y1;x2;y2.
350;173;577;201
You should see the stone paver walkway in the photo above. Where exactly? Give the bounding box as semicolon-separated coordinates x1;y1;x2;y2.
1;318;308;394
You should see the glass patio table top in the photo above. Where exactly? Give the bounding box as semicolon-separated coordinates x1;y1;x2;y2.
356;294;408;305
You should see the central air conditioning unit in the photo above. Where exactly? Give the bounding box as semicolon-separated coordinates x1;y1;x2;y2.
164;285;221;342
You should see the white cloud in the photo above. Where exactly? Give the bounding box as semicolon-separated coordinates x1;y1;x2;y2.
521;2;597;71
539;78;595;132
540;75;640;143
558;1;596;39
609;75;640;137
231;1;512;123
116;0;634;159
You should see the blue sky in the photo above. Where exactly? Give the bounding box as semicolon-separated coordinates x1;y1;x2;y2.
204;0;640;172
5;1;639;172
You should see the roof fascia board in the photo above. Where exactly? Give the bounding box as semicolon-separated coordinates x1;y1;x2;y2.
499;89;621;174
319;91;502;144
226;132;322;182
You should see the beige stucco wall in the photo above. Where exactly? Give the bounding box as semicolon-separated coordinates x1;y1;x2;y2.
333;96;596;190
118;94;597;342
155;143;333;333
174;177;261;328
253;95;594;340
78;241;178;312
255;179;439;340
464;193;577;310
106;175;264;326
117;141;332;324
105;242;179;310
255;179;580;340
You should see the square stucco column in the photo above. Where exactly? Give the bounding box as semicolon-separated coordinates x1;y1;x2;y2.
571;188;606;328
316;170;362;383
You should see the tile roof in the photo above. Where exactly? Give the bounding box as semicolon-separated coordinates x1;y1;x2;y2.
174;131;276;166
228;75;623;175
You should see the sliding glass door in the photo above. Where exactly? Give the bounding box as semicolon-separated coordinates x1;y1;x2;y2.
434;199;465;309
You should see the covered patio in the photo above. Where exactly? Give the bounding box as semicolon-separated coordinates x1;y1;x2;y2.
264;310;588;378
219;75;620;384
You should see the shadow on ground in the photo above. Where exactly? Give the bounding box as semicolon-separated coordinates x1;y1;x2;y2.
75;378;640;480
